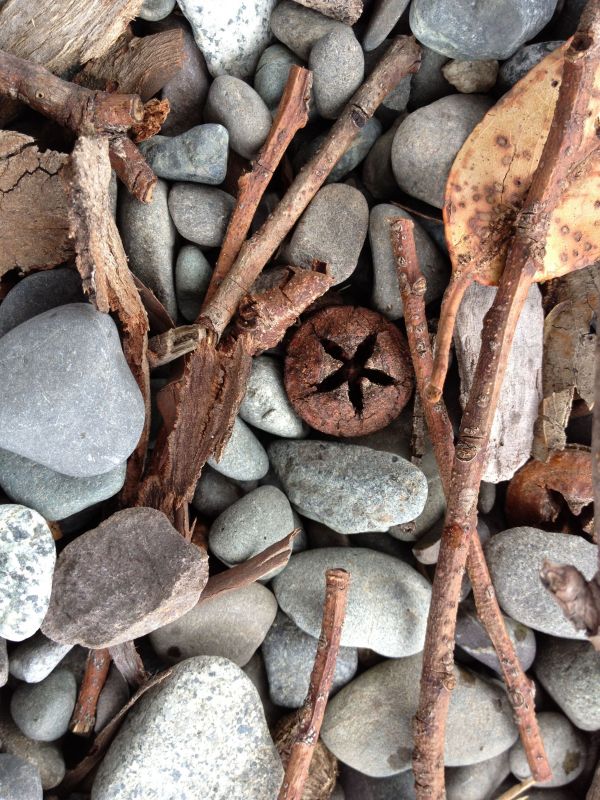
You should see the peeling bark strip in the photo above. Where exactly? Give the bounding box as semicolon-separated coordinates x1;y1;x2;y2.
69;649;111;736
411;4;600;795
109;640;147;687
65;136;150;501
278;569;350;800
200;36;422;337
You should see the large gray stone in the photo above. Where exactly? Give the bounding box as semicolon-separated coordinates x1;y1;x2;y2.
9;634;72;684
391;94;492;208
509;712;586;787
322;654;518;776
0;450;126;521
446;751;510;800
176;0;277;79
208;417;269;481
42;508;207;649
486;528;598;639
205;76;272;159
272;547;431;657
0;506;55;642
91;656;283;799
497;41;564;91
269;440;427;534
150;583;277;667
0;753;43;800
262;611;358;707
119;179;177;319
0;709;65;790
239;356;307;438
535;637;600;731
175;244;212;322
363;0;411;51
370;204;449;320
310;27;364;119
0;304;145;478
254;44;304;111
270;1;344;59
192;466;245;519
168;184;235;248
409;0;558;61
10;669;76;742
0;269;83;338
141;125;228;184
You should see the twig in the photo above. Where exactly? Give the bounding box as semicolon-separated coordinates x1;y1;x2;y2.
69;649;111;736
278;568;350;800
203;66;313;306
407;4;600;794
147;324;204;369
199;35;421;337
391;218;550;785
495;778;536;800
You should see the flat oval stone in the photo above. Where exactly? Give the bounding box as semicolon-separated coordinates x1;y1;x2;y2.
270;1;344;59
141;125;228;184
0;753;43;800
363;0;411;51
205;76;272;159
91;656;283;799
0;304;145;478
192;466;245;518
208;416;269;481
10;669;76;742
485;527;598;639
269;440;428;534
0;269;83;339
322;654;518;776
168;184;235;248
0;506;55;642
310;27;364;119
254;44;303;111
272;547;431;657
42;508;208;649
150;583;277;666
175;244;212;322
9;634;73;684
509;711;586;787
239;355;307;438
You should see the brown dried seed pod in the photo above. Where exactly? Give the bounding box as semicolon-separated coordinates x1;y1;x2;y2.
284;305;414;436
274;712;338;800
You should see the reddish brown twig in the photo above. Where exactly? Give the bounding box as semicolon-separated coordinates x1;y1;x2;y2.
69;649;111;736
391;217;550;785
278;568;350;800
408;5;600;794
203;66;313;306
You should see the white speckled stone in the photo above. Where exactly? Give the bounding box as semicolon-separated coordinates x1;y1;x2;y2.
239;356;307;438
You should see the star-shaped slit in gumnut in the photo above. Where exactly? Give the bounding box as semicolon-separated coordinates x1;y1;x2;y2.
284;305;414;436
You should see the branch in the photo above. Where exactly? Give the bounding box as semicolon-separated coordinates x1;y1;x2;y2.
278;568;350;800
69;649;111;736
391;218;550;783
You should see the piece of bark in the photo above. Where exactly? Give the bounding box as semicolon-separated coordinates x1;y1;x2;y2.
147;325;204;369
133;274;174;334
274;714;338;800
75;29;185;102
131;98;171;143
291;0;363;24
109;641;147;688
69;649;111;736
0;131;72;273
64;136;150;498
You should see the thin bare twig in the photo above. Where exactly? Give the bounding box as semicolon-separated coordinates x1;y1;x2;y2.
278;569;350;800
69;649;111;736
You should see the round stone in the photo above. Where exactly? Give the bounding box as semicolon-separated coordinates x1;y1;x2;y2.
9;634;73;684
140;125;228;184
239;355;307;438
175;244;212;322
254;44;303;111
0;637;7;687
0;269;83;339
340;766;417;799
168;184;235;248
442;59;499;93
208;417;269;481
205;75;272;159
408;46;451;108
0;753;43;800
270;1;344;59
139;0;175;21
10;669;76;742
192;466;245;519
310;27;364;119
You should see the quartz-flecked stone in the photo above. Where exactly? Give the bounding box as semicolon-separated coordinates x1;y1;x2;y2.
42;508;208;649
168;184;235;248
204;76;272;159
0;506;55;642
273;547;431;657
0;269;83;338
0;753;43;800
239;356;307;438
141;125;228;184
269;440;427;534
208;417;269;481
9;634;73;684
91;656;283;799
0;304;145;478
10;669;76;742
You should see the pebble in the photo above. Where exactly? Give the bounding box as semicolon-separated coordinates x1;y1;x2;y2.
192;466;245;518
175;244;212;322
0;709;65;789
273;547;431;657
262;611;358;707
141;125;228;184
0;753;43;800
442;59;499;93
0;506;55;642
270;440;427;534
455;284;543;482
456;600;536;674
0;269;83;338
408;45;451;108
391;94;492;208
210;485;294;572
321;654;517;776
535;637;600;731
363;0;411;51
205;76;272;159
41;507;207;649
139;0;175;21
370;204;449;320
160;18;210;136
0;450;126;521
254;44;303;111
10;669;76;742
310;27;364;119
119;179;177;320
239;355;307;438
509;711;586;787
284;184;368;284
497;41;564;91
341;765;416;799
177;0;277;79
0;637;7;687
208;417;269;481
362;120;401;200
168;184;235;248
9;634;73;684
0;304;145;478
92;656;283;799
409;0;558;60
478;481;496;514
270;1;343;59
446;751;510;800
150;583;277;667
95;666;129;733
486;527;598;639
293;118;382;183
